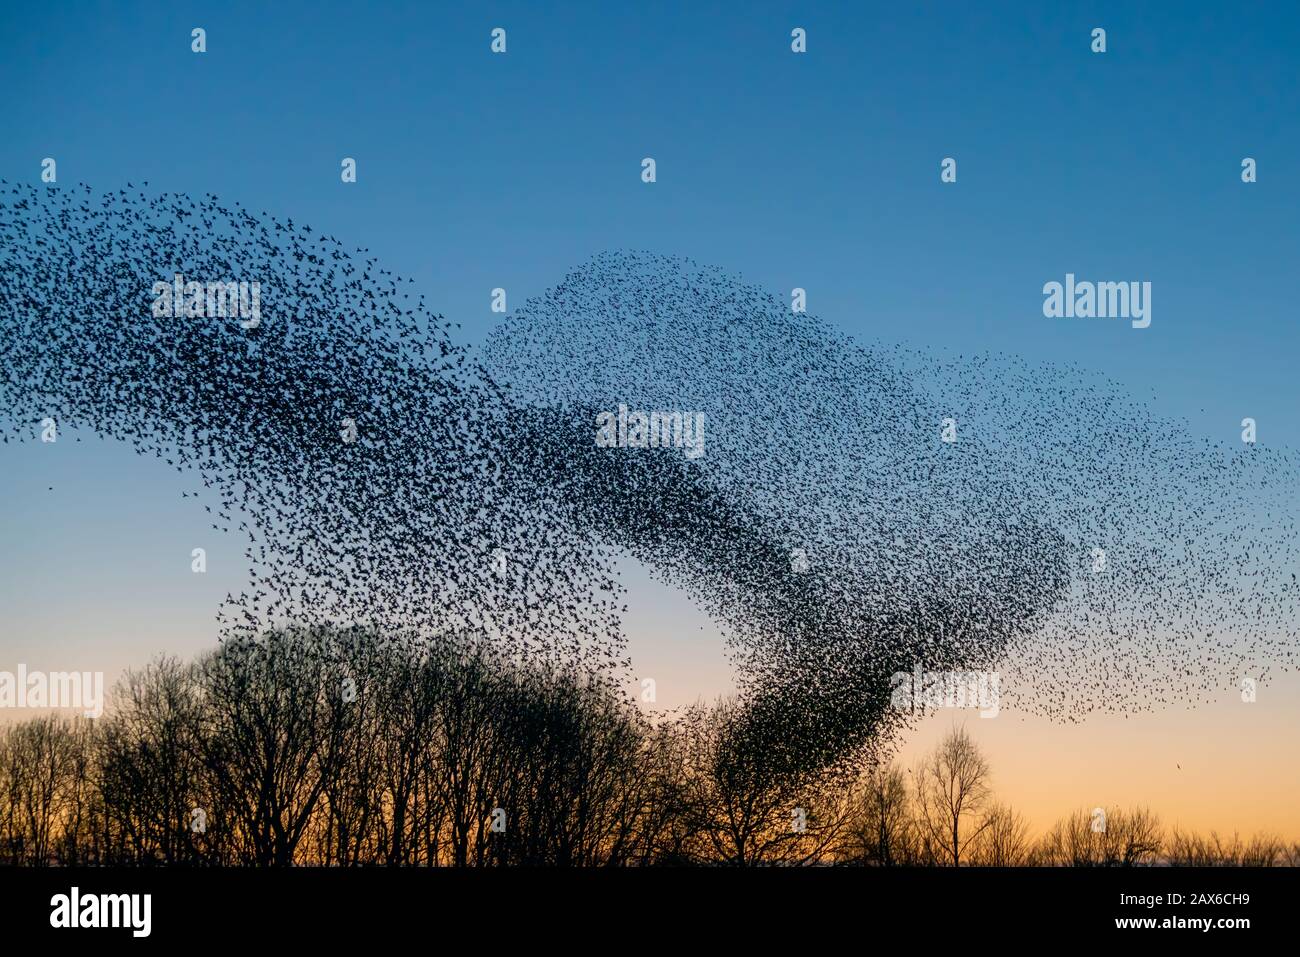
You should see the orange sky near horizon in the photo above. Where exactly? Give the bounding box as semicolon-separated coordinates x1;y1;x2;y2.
2;441;1296;844
621;568;1300;844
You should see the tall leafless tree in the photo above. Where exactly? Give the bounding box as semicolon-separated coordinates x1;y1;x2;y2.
913;724;992;866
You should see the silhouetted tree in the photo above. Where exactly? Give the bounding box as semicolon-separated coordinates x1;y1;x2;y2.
839;763;918;865
970;802;1031;865
1035;806;1162;866
913;725;992;866
1;629;1296;869
0;715;97;864
199;627;350;865
98;657;208;864
678;697;854;865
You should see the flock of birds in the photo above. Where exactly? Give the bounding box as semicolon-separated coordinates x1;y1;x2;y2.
489;253;1300;757
2;183;1297;775
0;180;625;678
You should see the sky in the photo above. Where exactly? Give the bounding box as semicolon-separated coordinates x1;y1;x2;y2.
2;1;1298;839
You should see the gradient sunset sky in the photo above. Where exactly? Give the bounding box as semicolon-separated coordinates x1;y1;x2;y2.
2;1;1298;840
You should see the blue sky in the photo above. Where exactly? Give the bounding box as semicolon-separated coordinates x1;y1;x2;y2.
2;1;1299;720
3;1;1296;420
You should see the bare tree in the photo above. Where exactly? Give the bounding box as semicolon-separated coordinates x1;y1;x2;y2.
840;763;917;865
970;802;1031;865
428;640;517;867
310;629;388;866
0;716;93;864
1112;806;1163;866
199;627;350;866
99;657;208;864
489;665;648;866
1036;806;1162;866
678;696;855;866
913;725;992;866
372;638;445;865
8;625;1295;871
1167;828;1283;866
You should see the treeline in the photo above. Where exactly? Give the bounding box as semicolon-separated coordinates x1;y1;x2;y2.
0;627;1295;867
842;755;1300;867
